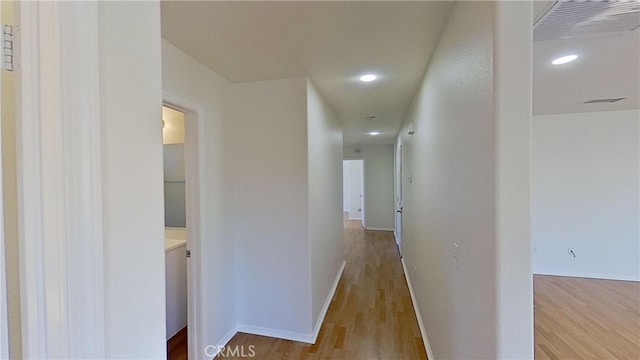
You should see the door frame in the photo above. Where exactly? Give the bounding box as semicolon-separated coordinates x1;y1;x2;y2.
162;92;206;359
0;2;9;356
17;2;105;358
395;143;403;255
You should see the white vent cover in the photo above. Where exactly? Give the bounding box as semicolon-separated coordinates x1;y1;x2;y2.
534;0;640;42
584;97;626;103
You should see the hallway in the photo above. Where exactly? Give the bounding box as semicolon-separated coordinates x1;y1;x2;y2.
217;217;427;359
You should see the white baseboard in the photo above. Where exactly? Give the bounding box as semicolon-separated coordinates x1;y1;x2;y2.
218;327;237;348
311;260;346;343
533;271;640;282
236;324;314;344
365;227;394;232
205;327;238;358
236;260;347;345
401;258;435;360
393;232;402;257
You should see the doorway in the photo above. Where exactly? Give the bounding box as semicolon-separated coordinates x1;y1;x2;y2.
162;95;205;360
162;105;188;359
395;144;403;256
343;160;364;227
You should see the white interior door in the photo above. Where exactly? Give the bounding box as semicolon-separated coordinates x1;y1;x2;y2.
347;160;364;223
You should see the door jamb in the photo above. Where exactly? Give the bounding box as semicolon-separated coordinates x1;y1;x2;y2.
162;92;207;359
17;2;105;358
0;2;9;356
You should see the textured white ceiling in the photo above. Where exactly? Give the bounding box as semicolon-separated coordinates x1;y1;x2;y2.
161;1;639;143
161;1;454;145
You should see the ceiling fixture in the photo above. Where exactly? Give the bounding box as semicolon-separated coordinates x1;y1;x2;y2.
360;74;377;82
368;131;381;136
552;54;578;65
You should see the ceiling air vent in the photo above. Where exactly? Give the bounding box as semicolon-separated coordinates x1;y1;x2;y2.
364;115;376;120
584;97;626;104
535;1;640;42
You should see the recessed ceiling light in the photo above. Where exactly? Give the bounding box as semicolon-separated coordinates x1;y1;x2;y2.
360;74;377;82
552;54;578;65
369;131;381;136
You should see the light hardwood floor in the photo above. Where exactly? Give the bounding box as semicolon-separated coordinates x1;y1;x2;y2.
215;217;427;360
535;274;640;360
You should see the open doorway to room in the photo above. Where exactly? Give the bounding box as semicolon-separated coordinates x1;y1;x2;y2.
394;143;403;256
162;96;206;360
531;2;640;359
162;105;189;359
342;160;364;227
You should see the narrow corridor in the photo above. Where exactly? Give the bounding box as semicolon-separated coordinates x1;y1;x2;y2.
218;217;426;359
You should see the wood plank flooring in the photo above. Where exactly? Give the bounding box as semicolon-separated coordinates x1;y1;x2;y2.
535;275;640;360
215;217;427;359
168;326;188;360
170;220;640;360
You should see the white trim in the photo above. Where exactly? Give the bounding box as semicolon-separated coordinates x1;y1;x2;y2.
17;2;105;358
401;258;435;360
162;91;207;359
0;1;9;355
59;3;105;357
16;3;47;357
364;227;394;232
533;271;640;283
236;325;315;344
206;327;238;358
311;260;346;343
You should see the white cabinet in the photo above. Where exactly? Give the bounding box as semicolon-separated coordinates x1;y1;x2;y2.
165;239;187;340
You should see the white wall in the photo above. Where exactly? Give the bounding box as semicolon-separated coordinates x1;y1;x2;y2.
225;77;312;335
344;145;395;230
162;40;238;353
100;2;165;357
494;3;533;356
396;2;532;358
164;42;344;344
306;80;344;330
342;162;349;212
532;110;640;281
